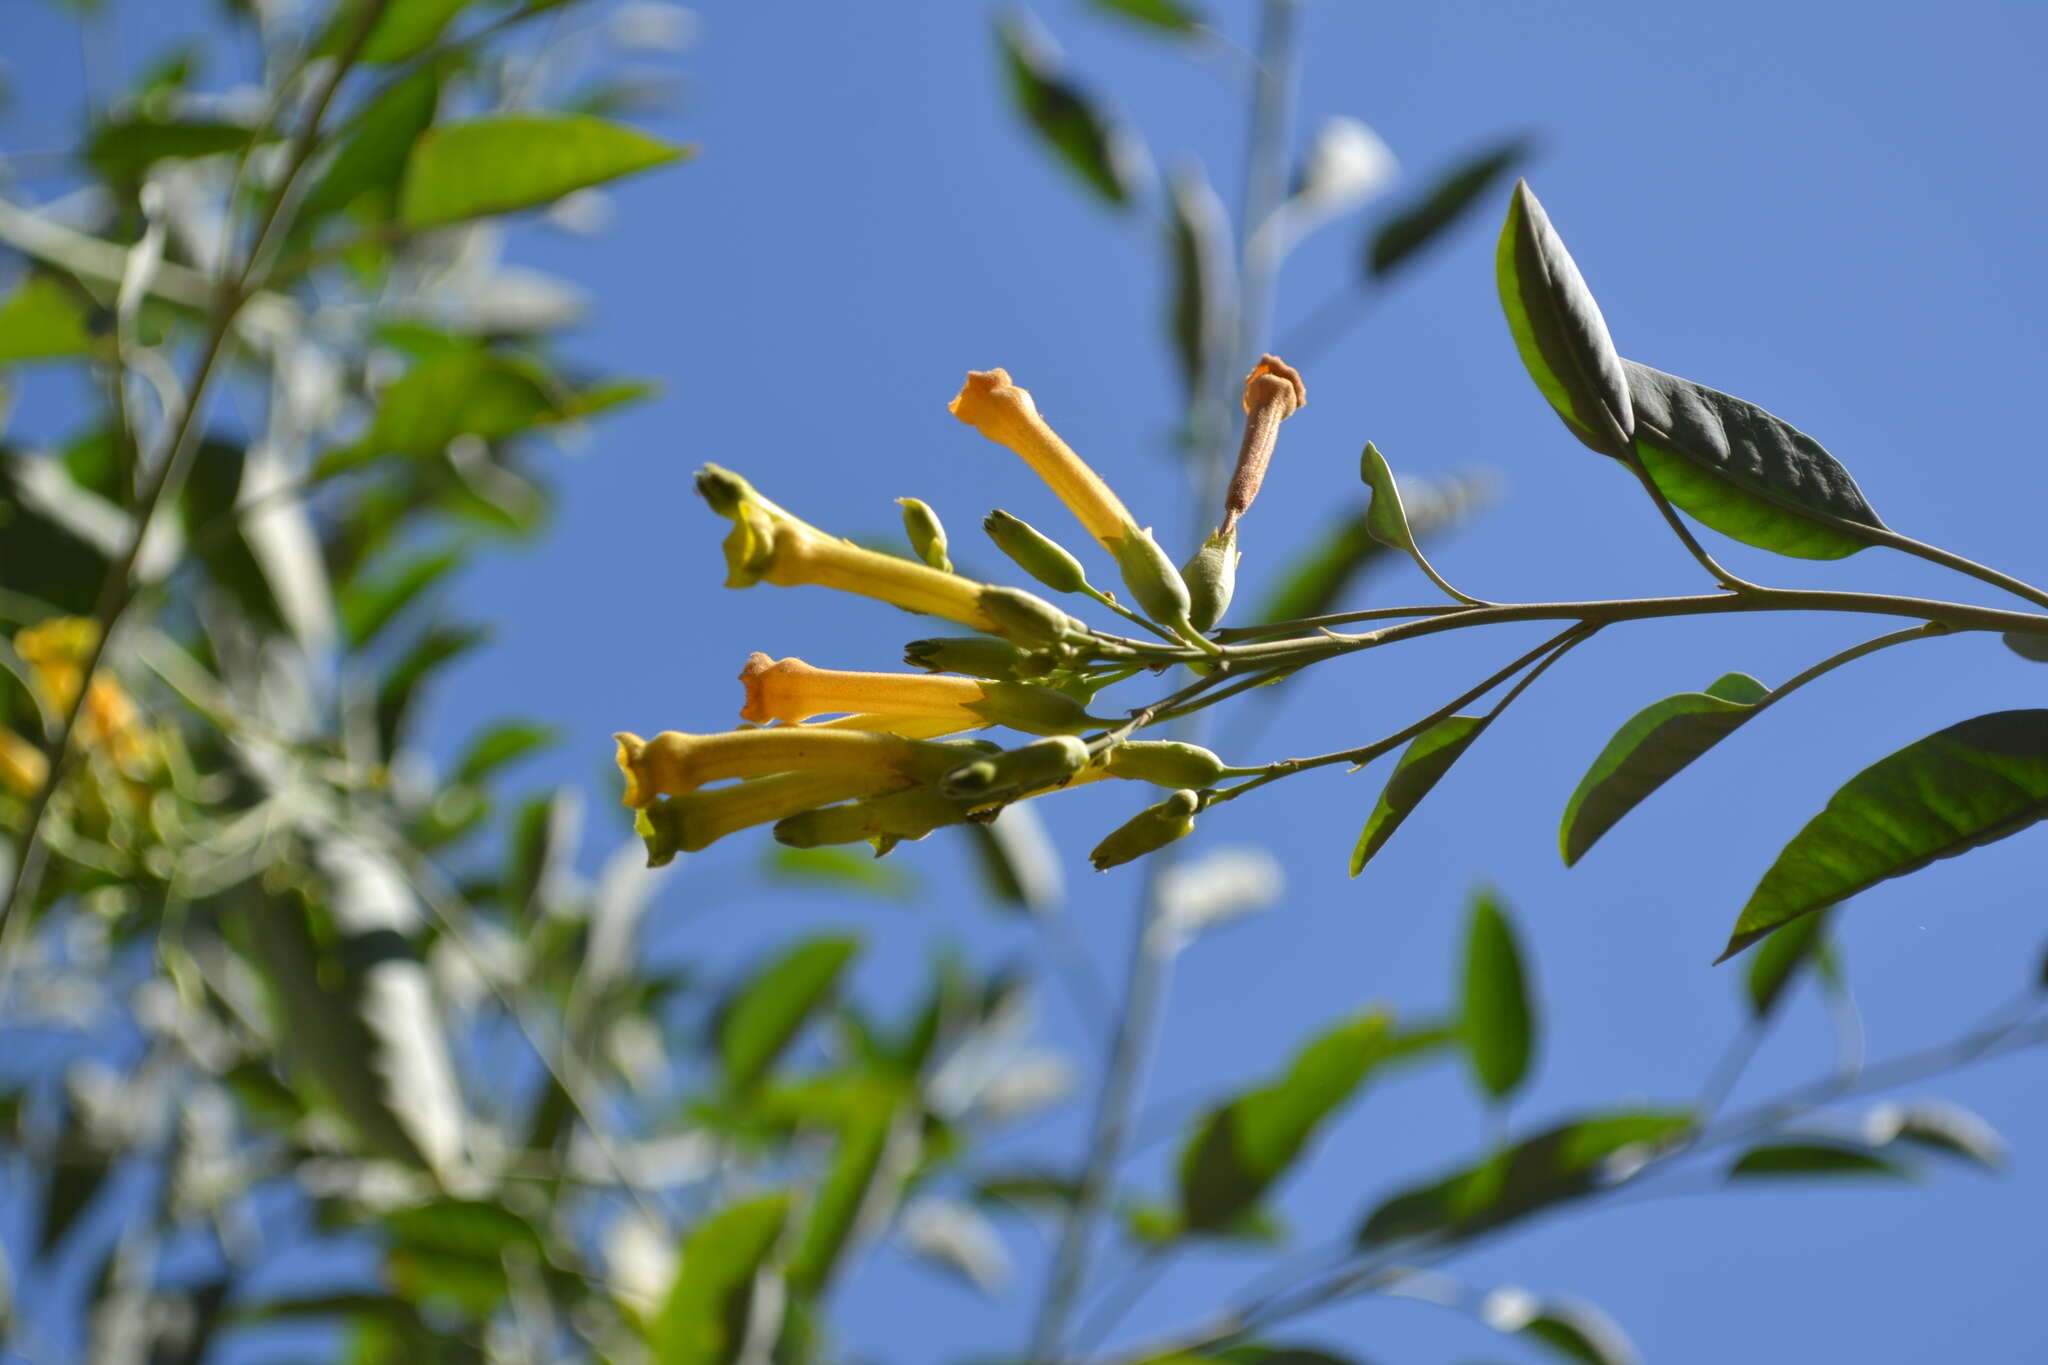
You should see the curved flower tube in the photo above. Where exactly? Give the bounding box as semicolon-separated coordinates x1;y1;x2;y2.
636;769;923;862
949;369;1138;552
613;726;977;807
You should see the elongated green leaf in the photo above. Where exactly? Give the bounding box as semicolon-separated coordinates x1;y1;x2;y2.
766;846;918;901
1087;0;1202;33
1560;671;1768;865
375;623;488;756
1507;1298;1640;1365
341;547;463;648
1351;715;1488;874
1728;1141;1911;1181
302;64;443;220
1865;1100;2006;1171
961;802;1062;915
384;1200;546;1316
400;115;687;228
1357;442;1421;556
1370;137;1527;280
996;15;1145;208
0;274;99;363
1359;1109;1693;1246
1625;361;1886;560
1745;907;1830;1018
654;1194;791;1365
1165;165;1234;401
453;719;558;783
321;0;471;63
786;1082;911;1294
327;352;626;474
1462;890;1534;1101
1722;709;2048;960
87;116;259;178
39;1111;109;1255
1496;181;1632;456
720;935;861;1092
1178;1010;1394;1230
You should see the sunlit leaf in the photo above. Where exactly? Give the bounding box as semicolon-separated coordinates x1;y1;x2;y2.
340;546;463;648
996;14;1146;208
86;116;261;178
900;1197;1013;1296
1559;671;1768;866
384;1199;546;1316
653;1194;791;1365
1086;0;1202;34
1745;906;1830;1018
1479;1289;1639;1365
375;622;488;755
320;0;471;63
786;1081;910;1294
0;274;100;364
1728;1140;1912;1181
1462;890;1534;1102
1722;709;2048;960
719;935;862;1092
301;63;443;220
400;114;688;228
453;719;558;783
1370;137;1527;280
1351;715;1488;874
1496;180;1632;456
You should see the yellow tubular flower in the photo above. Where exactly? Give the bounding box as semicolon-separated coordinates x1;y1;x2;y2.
613;727;973;807
740;653;986;726
808;712;989;741
948;369;1139;553
639;770;919;860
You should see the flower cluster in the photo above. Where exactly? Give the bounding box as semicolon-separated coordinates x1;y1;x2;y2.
615;361;1302;869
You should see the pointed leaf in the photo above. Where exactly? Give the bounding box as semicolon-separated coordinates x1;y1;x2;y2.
1352;715;1488;874
786;1082;911;1295
719;935;862;1092
1745;907;1831;1018
1462;890;1534;1101
1560;671;1769;865
1357;441;1422;557
1479;1290;1640;1365
452;719;559;783
1165;164;1234;401
1370;137;1527;280
1625;360;1886;560
1178;1010;1395;1230
1728;1140;1912;1181
0;274;100;364
2002;632;2048;663
375;623;488;756
996;14;1146;208
1496;181;1632;456
340;547;464;648
302;63;442;219
961;803;1063;915
400;114;688;228
1086;0;1202;34
653;1194;791;1365
1723;709;2048;960
319;0;472;63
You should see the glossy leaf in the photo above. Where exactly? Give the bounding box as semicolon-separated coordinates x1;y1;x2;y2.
1745;906;1831;1018
1462;891;1534;1101
1370;137;1527;280
341;547;464;648
1722;709;2048;960
1086;0;1202;34
400;114;688;228
1351;715;1488;874
452;719;558;783
1358;1110;1694;1246
719;935;861;1092
653;1194;791;1365
1165;165;1234;401
0;274;99;364
1728;1141;1912;1181
1559;671;1768;865
899;1198;1013;1296
1496;181;1632;456
996;15;1144;208
1178;1010;1395;1230
1625;360;1886;560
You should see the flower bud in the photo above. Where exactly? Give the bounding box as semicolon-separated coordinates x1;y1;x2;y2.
977;585;1082;650
1089;789;1200;871
773;785;974;848
1112;529;1195;635
1103;740;1228;789
964;681;1105;736
940;735;1091;802
983;510;1089;595
1180;527;1238;632
898;497;952;573
903;636;1030;679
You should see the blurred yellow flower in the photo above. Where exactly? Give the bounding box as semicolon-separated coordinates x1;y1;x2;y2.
0;728;48;797
13;617;157;776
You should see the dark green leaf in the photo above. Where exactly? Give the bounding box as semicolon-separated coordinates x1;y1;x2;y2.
1086;0;1202;33
1559;671;1768;866
1;454;116;609
786;1082;909;1294
1728;1141;1912;1181
972;1169;1083;1216
1745;906;1830;1018
1495;180;1632;456
961;803;1062;915
1722;709;2048;960
375;622;489;756
1165;165;1234;401
452;719;558;783
996;15;1144;208
399;114;688;228
301;64;443;220
38;1117;109;1255
320;0;471;63
324;352;617;474
1370;137;1527;280
1625;360;1886;560
87;116;260;178
180;437;295;636
1462;890;1534;1101
505;791;577;917
2002;632;2048;663
653;1194;791;1365
766;846;917;901
1178;1010;1395;1231
1358;1109;1693;1246
384;1199;545;1316
1351;715;1488;874
340;547;464;648
0;274;100;364
720;935;862;1092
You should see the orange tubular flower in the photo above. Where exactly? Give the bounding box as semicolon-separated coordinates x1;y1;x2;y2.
612;726;972;807
948;369;1138;553
740;653;986;727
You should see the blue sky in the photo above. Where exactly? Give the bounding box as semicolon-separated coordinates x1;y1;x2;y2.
10;1;2048;1361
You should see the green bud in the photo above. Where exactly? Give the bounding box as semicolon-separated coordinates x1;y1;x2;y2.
965;681;1105;736
1112;530;1195;634
1104;740;1229;789
984;510;1089;594
897;497;952;573
1089;789;1200;871
1180;528;1238;632
773;786;972;848
636;800;685;867
941;735;1091;801
694;463;755;516
904;635;1030;678
978;585;1082;649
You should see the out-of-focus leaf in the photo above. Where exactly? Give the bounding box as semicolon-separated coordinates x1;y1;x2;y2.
2003;632;2048;663
400;114;688;228
1164;164;1233;402
766;846;918;901
1560;672;1768;865
506;789;580;916
0;274;100;364
1178;1009;1394;1231
384;1199;546;1316
1496;181;1632;457
1127;1200;1284;1247
652;1193;791;1365
1358;1110;1694;1246
1479;1288;1640;1365
1285;117;1396;230
1137;1346;1365;1364
962;803;1062;915
1086;0;1202;33
375;622;488;755
319;0;472;63
996;14;1146;208
38;1112;109;1255
1746;906;1830;1018
972;1168;1083;1217
302;64;443;220
1253;472;1491;626
1462;890;1534;1102
1722;709;2048;960
180;437;293;635
787;1081;912;1294
1864;1100;2007;1171
1626;360;1885;560
340;546;464;648
1352;715;1488;874
1370;138;1527;279
900;1197;1012;1296
86;116;261;178
453;719;558;783
719;935;862;1092
1728;1140;1913;1181
1158;844;1281;940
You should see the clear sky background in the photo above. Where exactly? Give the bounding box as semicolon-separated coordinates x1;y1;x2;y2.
9;1;2048;1361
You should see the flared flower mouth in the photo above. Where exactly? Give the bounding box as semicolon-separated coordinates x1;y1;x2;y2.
948;368;1138;552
